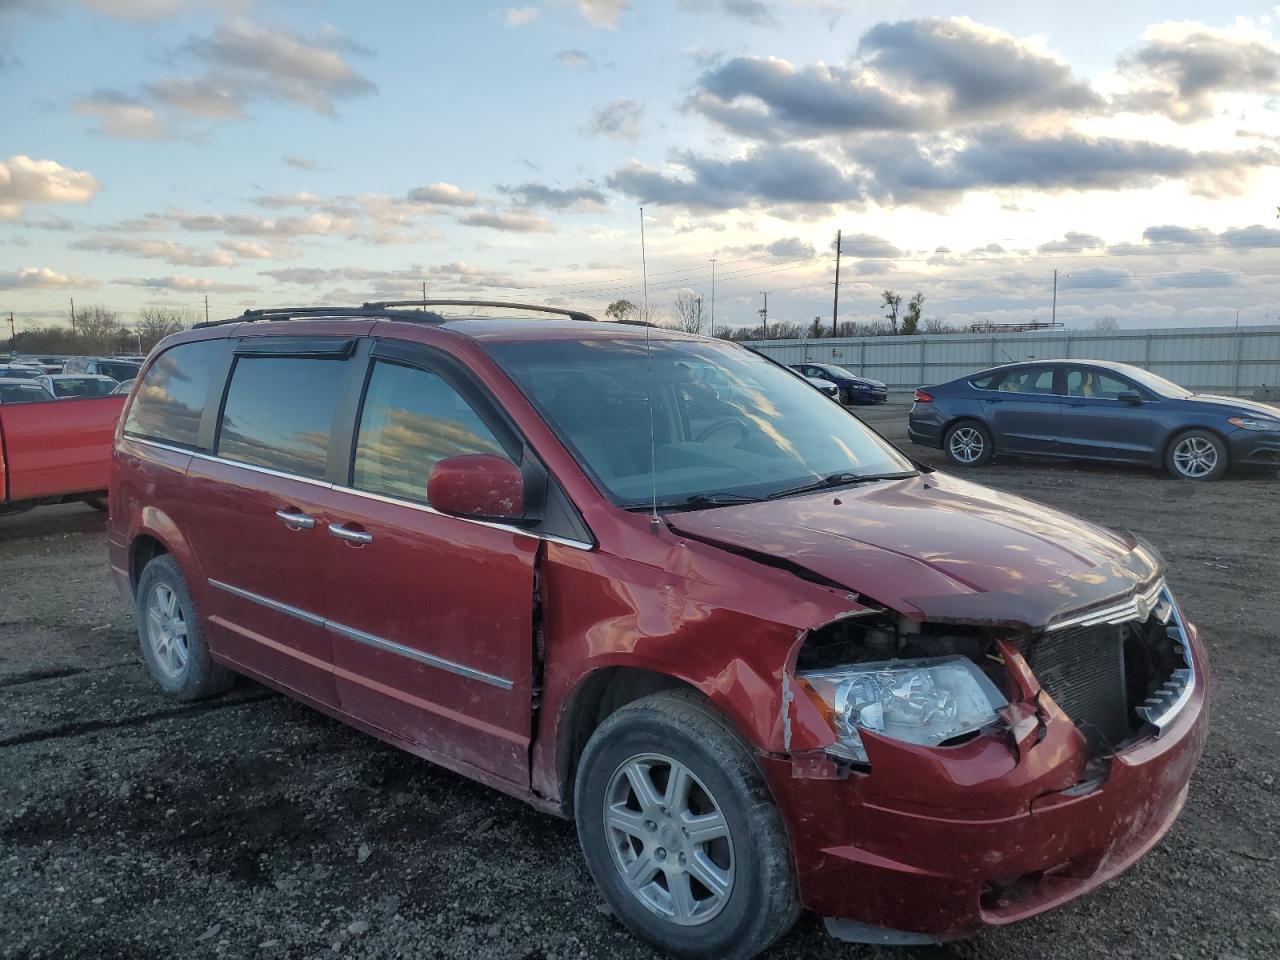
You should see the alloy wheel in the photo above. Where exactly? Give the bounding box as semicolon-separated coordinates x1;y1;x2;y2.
146;583;190;680
949;426;985;463
603;754;735;926
1173;436;1218;478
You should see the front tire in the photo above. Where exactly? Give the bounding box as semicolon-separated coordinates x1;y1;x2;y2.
135;555;235;701
574;690;798;960
944;419;994;467
1167;429;1227;481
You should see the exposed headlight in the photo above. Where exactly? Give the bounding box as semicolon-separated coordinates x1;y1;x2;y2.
798;656;1007;763
1228;416;1280;432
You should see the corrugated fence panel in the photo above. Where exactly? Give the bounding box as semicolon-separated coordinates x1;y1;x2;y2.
749;325;1280;394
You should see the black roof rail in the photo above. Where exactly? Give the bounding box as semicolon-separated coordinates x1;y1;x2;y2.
194;306;446;329
362;299;600;323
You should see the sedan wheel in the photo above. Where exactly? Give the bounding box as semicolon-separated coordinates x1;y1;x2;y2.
1168;430;1227;481
944;420;994;467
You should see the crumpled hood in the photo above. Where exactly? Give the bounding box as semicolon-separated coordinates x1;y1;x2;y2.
667;471;1161;631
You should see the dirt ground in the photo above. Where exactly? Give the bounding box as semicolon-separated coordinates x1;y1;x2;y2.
2;400;1278;960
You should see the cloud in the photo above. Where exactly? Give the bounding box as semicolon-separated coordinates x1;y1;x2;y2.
1061;267;1131;289
0;266;98;290
73;90;180;140
839;233;901;258
79;0;250;19
1119;22;1280;123
1038;231;1104;253
81;19;376;138
1151;267;1238;288
765;236;816;259
1141;224;1217;246
608;147;863;212
71;234;236;266
261;261;532;292
116;274;258;293
845;127;1276;208
284;155;317;171
499;181;608;212
678;0;776;26
218;239;276;259
406;182;478;207
459;210;555;232
584;98;642;139
504;6;539;26
690;16;1100;139
1219;224;1280;250
574;0;625;28
0;155;100;220
555;49;594;69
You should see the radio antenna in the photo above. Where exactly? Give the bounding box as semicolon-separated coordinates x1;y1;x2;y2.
641;205;659;530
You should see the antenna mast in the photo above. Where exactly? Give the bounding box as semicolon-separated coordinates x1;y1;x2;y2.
640;206;658;530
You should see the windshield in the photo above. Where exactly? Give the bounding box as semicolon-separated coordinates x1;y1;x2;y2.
1121;367;1193;399
488;337;914;508
50;377;115;398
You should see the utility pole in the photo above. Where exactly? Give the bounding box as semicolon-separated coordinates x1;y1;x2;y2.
422;281;427;310
831;228;842;337
695;295;704;335
204;294;209;324
70;297;76;336
709;259;717;336
758;291;769;340
8;312;15;355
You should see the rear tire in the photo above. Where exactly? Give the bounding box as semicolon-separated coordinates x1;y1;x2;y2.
574;690;799;960
1166;429;1227;481
944;419;994;467
135;555;235;701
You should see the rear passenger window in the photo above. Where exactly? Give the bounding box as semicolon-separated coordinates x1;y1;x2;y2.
997;368;1055;395
217;357;346;479
970;374;996;389
123;339;226;448
352;361;507;504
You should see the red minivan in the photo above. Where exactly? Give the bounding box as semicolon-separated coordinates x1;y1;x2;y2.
109;302;1207;958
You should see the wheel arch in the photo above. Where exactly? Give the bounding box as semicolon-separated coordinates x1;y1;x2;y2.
127;506;203;597
554;666;707;813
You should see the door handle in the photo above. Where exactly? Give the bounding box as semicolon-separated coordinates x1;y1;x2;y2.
329;522;372;545
275;508;315;529
1067;402;1086;407
986;398;1003;404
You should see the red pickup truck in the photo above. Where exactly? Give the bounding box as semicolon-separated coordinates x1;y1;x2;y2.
0;393;125;516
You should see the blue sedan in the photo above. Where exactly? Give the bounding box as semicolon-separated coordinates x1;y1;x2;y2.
908;359;1280;481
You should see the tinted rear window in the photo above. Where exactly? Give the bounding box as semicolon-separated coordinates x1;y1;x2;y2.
0;383;50;403
216;356;346;479
124;339;226;448
98;360;142;381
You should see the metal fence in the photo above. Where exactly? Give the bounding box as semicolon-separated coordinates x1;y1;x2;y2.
748;324;1280;395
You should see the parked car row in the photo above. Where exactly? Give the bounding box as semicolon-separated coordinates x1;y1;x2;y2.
105;301;1208;959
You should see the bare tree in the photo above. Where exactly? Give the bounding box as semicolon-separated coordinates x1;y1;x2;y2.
901;293;925;335
806;317;825;338
137;307;195;350
923;315;951;334
881;290;902;334
1094;316;1119;332
74;305;121;355
670;290;706;334
604;297;662;325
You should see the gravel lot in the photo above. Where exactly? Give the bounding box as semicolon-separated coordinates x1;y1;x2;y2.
2;399;1278;960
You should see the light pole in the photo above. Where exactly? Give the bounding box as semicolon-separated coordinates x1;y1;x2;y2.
1052;270;1070;326
709;259;717;336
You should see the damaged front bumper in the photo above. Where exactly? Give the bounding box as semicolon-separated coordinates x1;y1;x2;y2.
767;602;1209;942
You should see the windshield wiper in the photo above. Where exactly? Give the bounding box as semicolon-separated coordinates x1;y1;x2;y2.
767;470;916;500
623;492;765;513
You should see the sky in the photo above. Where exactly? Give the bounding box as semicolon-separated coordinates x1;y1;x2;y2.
2;0;1279;334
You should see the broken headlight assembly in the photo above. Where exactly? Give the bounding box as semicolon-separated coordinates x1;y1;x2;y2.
798;656;1008;764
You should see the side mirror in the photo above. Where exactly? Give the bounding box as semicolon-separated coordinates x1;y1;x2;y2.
427;454;528;524
1117;391;1143;404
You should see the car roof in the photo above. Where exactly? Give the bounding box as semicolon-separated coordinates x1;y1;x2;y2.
977;358;1141;375
433;317;708;344
0;377;46;385
43;373;116;380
